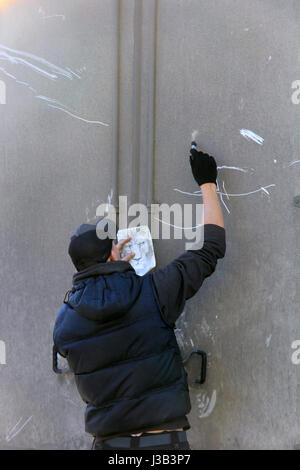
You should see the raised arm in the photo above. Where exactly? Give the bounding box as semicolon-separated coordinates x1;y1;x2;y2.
152;144;226;327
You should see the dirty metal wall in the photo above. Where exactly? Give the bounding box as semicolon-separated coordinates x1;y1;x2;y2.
0;0;299;449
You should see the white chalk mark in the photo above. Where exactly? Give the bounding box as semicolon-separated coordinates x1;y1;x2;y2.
41;14;66;21
219;192;231;214
222;181;230;201
15;80;29;86
217;165;253;173
240;129;264;145
0;69;16;80
197;390;217;419
153;217;202;231
46;104;109;127
174;184;276;198
105;188;114;213
217;179;230;214
288;160;300;167
266;334;272;348
66;67;81;79
261;186;270;196
37;95;106;127
0;44;77;81
6;417;22;440
35;94;64;106
6;416;33;442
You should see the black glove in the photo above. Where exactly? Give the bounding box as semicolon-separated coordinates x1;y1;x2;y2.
189;146;217;187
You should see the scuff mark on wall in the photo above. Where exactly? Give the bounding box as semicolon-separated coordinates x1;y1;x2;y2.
240;129;264;145
197;390;217;419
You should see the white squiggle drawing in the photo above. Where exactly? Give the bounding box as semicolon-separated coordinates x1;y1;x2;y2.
0;66;37;93
15;80;29;86
0;67;16;80
222;181;230;201
35;94;65;106
0;44;77;81
153;217;202;231
5;416;33;442
66;67;81;80
197;390;217;419
216;179;230;214
287;160;300;167
217;165;253;173
36;95;108;126
47;104;109;127
174;184;276;198
41;14;66;21
240;129;264;145
266;334;272;348
220;181;230;214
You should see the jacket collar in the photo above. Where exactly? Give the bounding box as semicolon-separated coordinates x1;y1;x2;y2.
72;261;134;285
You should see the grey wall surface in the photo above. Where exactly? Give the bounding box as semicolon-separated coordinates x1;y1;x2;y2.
0;0;299;450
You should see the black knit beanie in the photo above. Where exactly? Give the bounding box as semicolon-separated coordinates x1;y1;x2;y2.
68;219;114;271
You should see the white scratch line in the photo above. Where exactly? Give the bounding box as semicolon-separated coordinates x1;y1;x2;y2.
153;217;202;230
222;181;230;201
0;43;75;81
217;165;252;173
15;80;29;86
66;67;81;79
6;416;33;442
288;160;300;167
47;104;109;126
41;14;66;21
266;334;272;348
174;184;276;198
240;129;264;145
198;390;217;419
5;417;22;440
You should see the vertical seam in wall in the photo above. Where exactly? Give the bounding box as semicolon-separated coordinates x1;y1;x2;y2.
147;0;158;207
131;0;142;206
112;0;121;208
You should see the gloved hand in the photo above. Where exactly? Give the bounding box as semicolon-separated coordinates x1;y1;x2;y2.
189;144;218;187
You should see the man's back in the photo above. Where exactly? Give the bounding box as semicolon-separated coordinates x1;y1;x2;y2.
53;261;191;439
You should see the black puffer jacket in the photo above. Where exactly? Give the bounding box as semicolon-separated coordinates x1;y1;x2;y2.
54;262;191;438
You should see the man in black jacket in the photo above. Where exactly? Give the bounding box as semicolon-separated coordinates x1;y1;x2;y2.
53;147;226;450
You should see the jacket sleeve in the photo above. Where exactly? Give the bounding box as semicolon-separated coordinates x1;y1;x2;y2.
151;224;226;327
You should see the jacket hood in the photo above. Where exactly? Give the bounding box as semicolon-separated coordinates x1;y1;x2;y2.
67;261;140;323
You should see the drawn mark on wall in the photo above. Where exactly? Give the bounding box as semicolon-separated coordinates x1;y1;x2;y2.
216;179;230;214
287;160;300;167
197;390;217;419
46;104;109;126
240;129;264;145
35;96;109;126
217;165;254;173
41;14;66;21
0;340;6;364
265;334;272;348
174;184;276;199
0;45;109;127
0;44;77;81
5;416;33;442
